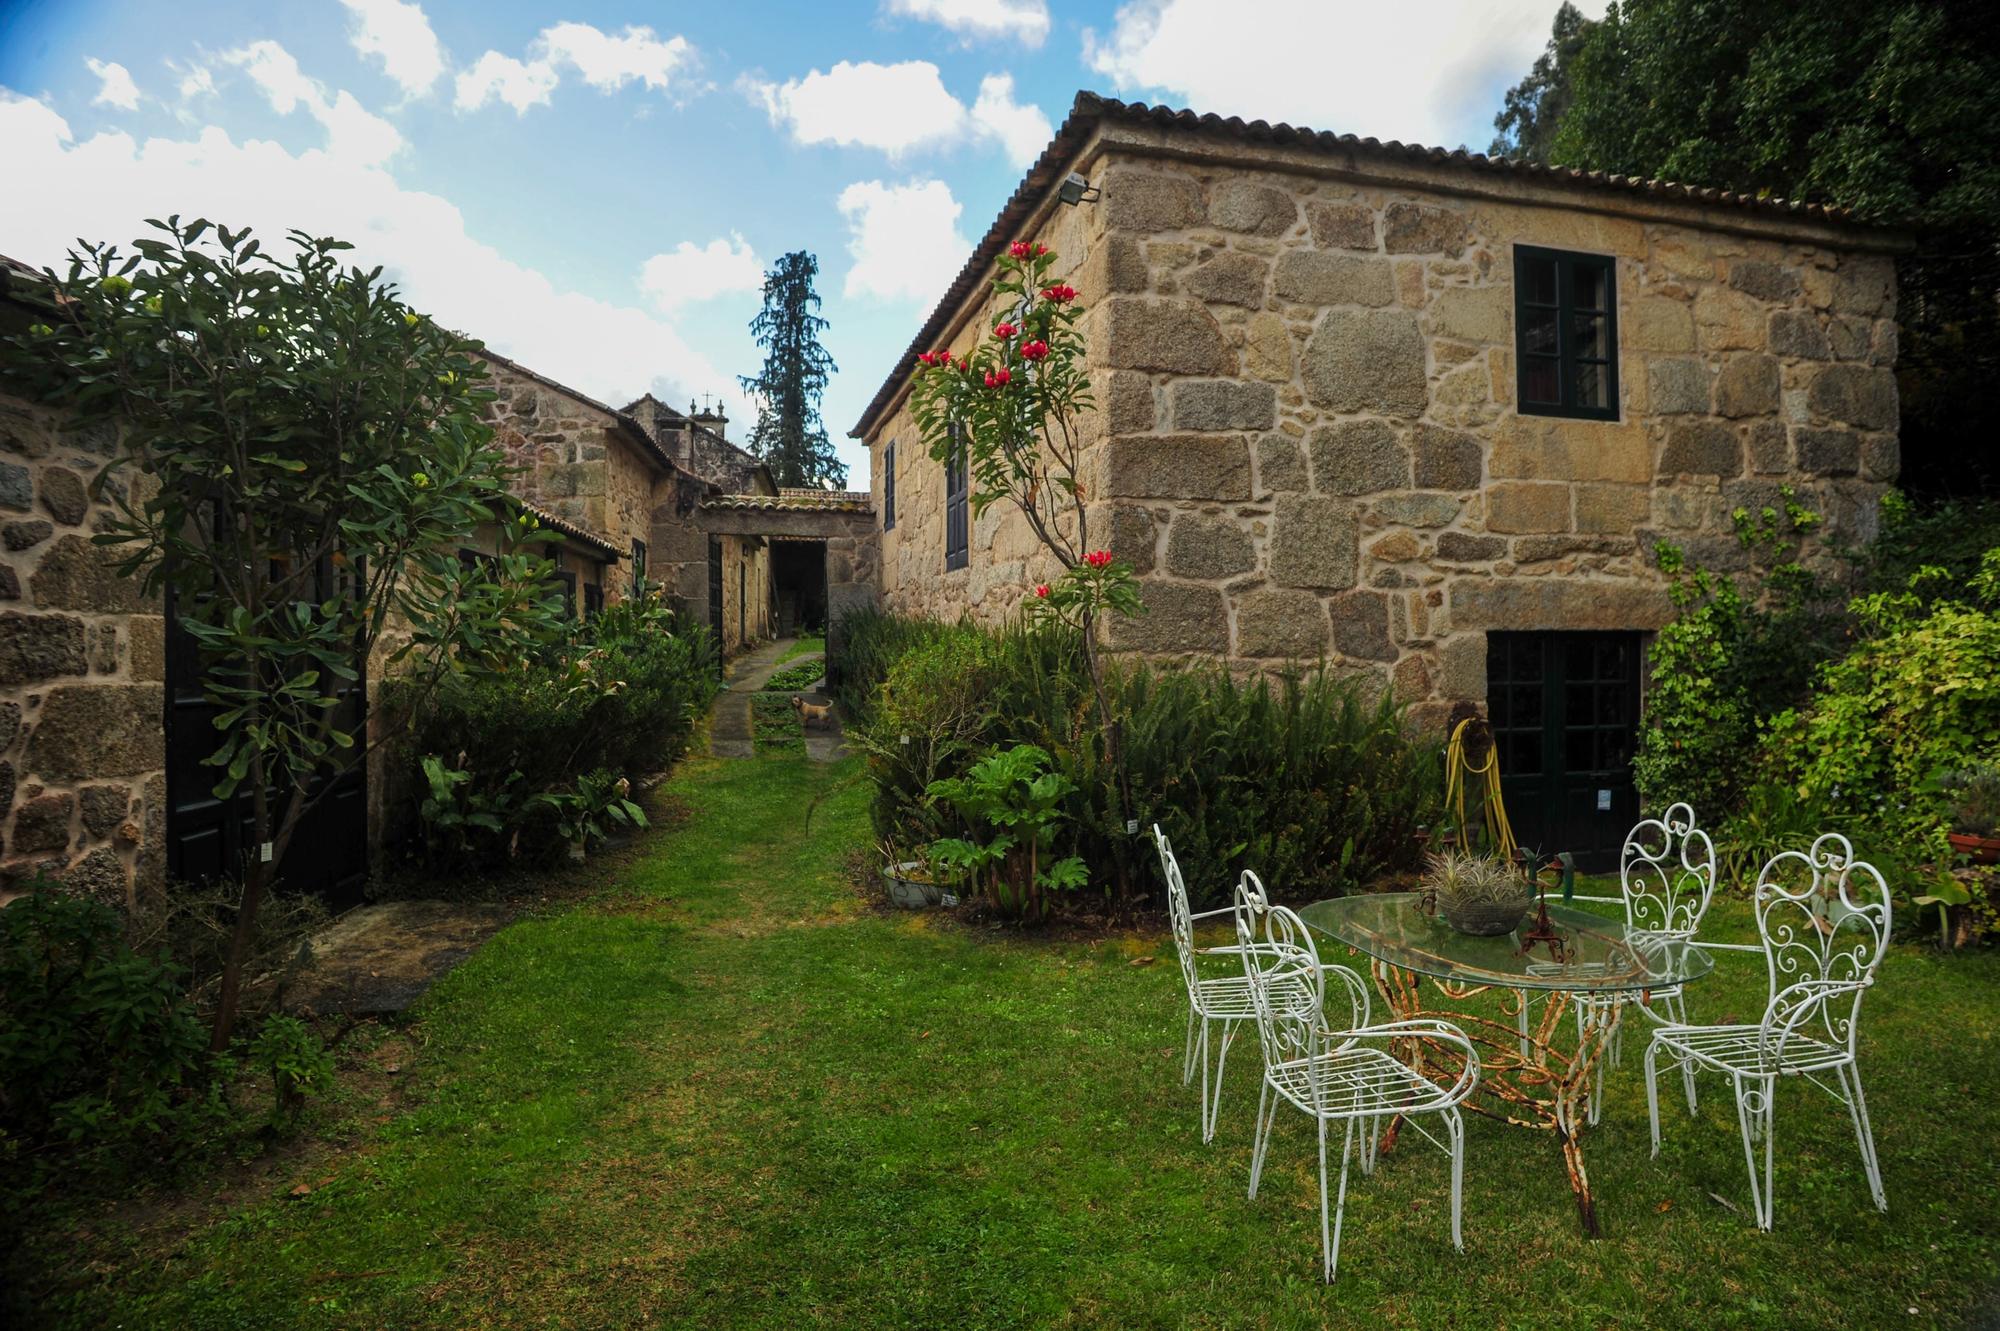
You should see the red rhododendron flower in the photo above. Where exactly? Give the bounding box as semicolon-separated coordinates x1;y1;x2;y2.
1020;339;1050;360
1084;550;1113;569
1040;284;1077;304
1034;243;1049;257
992;322;1017;340
1009;241;1032;260
1034;584;1051;598
994;367;1012;386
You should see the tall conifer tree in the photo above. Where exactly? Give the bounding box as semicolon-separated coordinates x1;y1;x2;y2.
739;251;844;488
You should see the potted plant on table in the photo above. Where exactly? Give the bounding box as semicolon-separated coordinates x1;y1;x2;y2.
1423;850;1536;937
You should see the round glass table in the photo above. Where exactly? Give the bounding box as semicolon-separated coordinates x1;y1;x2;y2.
1296;892;1715;1236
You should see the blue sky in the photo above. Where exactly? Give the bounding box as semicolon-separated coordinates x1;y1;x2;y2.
0;0;1586;484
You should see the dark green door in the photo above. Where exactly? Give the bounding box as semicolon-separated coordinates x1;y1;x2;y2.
1487;631;1642;873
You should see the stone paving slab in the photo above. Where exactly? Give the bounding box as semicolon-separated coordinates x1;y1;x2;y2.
708;638;846;761
289;899;510;1016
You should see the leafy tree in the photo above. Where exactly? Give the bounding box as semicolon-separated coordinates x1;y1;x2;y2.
1517;0;2000;494
739;251;845;489
1488;2;1595;162
1;219;561;1048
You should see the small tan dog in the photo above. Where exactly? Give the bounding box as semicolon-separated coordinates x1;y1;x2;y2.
791;695;834;730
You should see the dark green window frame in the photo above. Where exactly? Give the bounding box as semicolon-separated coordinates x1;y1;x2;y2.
883;440;896;531
944;427;968;572
1514;245;1619;421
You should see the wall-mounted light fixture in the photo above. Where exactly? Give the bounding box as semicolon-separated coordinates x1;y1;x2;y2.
1056;172;1100;206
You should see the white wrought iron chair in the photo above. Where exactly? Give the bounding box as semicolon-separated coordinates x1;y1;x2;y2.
1152;825;1302;1143
1237;891;1480;1283
1644;832;1891;1230
1555;803;1718;1123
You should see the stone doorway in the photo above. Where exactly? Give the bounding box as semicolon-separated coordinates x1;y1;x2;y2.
772;539;827;638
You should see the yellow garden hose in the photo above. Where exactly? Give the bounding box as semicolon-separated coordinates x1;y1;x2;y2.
1445;717;1517;864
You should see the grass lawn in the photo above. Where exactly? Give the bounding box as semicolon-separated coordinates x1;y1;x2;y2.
27;753;2000;1329
774;632;825;665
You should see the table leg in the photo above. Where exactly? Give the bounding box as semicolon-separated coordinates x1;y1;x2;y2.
1364;960;1618;1238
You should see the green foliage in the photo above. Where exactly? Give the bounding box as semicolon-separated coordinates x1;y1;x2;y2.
1548;1;1999;228
830;606;976;728
397;595;713;866
1941;762;2000;838
739;251;844;488
1633;490;1851;816
751;692;804;752
927;744;1088;918
760;660;826;694
855;614;1441;910
244;1015;334;1125
1764;551;2000;856
1489;1;1594;160
534;768;648;850
0;887;216;1184
0;218;566;1044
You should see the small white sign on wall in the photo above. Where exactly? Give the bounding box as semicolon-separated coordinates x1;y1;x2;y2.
1597;789;1612;812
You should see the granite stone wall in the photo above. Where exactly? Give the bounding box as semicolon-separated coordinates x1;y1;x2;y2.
865;138;1900;724
0;390;167;909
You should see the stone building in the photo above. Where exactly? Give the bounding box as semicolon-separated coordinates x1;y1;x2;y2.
0;253;867;908
852;92;1907;861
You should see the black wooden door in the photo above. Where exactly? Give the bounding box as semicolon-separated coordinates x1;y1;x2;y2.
165;570;368;909
707;536;724;671
1487;631;1642;873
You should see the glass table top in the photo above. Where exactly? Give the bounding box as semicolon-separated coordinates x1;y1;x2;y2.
1296;893;1715;993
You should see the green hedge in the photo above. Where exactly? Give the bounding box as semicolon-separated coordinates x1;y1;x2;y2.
393;595;719;865
837;610;1442;909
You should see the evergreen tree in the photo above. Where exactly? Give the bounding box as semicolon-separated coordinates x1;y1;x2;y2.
1488;2;1594;163
739;250;844;489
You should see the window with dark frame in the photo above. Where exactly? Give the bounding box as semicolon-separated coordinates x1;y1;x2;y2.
883;441;897;531
1514;245;1619;421
944;428;968;571
584;581;604;618
631;538;647;596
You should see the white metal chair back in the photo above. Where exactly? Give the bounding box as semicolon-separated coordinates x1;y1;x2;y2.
1153;824;1203;1007
1751;833;1891;1064
1236;897;1328;1082
1619;801;1716;939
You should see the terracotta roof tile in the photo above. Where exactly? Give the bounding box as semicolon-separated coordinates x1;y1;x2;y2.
848;90;1905;440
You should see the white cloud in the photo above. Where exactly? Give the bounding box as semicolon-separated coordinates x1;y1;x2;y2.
885;0;1052;47
1083;0;1608;150
176;64;217;102
747;61;1051;167
837;178;969;305
85;58;140;110
970;74;1052;167
225;41;402;166
455;23;693;113
639;234;764;313
0;88;752;422
340;0;446;98
454;52;560;113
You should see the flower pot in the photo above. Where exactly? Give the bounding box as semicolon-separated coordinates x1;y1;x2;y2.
883;861;943;909
1441;896;1533;937
1947;832;2000;865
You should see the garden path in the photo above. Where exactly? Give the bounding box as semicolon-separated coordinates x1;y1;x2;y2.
708;637;844;761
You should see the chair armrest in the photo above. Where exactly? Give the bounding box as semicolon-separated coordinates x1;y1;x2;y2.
1344;1020;1482;1104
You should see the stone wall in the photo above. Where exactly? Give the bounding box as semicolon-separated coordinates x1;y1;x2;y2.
864;135;1900;722
718;535;771;654
0;390;167;909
